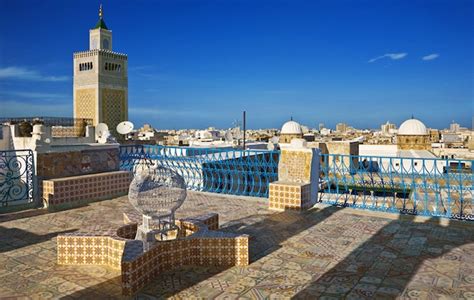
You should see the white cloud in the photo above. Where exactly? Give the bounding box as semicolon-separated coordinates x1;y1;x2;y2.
0;66;69;82
1;91;68;99
422;53;439;61
368;53;407;63
0;100;71;117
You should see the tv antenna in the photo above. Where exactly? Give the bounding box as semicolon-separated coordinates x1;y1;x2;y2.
224;130;234;143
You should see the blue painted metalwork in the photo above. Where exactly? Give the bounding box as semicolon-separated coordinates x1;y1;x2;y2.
120;145;280;197
320;154;473;220
0;150;35;207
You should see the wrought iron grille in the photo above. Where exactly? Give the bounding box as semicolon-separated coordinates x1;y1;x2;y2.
120;145;280;197
0;150;35;207
320;154;474;220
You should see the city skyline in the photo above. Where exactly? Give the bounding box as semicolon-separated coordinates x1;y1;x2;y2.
0;0;473;130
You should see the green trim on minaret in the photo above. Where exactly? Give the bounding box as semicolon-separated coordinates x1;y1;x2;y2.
93;4;109;30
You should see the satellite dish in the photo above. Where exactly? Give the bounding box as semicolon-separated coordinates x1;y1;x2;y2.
116;121;134;135
96;123;109;140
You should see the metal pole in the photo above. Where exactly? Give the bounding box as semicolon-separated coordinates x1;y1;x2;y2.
243;111;246;150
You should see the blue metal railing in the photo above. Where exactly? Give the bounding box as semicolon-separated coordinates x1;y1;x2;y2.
320;154;473;220
120;145;280;197
119;145;473;220
0;149;35;207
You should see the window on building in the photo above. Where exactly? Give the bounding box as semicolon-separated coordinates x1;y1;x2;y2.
104;63;122;72
80;62;93;71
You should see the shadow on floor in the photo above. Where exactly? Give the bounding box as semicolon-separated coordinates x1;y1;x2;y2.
59;276;124;300
0;226;76;253
0;208;49;223
139;205;342;298
221;205;342;261
293;214;474;299
64;206;340;298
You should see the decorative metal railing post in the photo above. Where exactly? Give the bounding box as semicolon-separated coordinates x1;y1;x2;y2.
445;158;452;217
457;161;464;218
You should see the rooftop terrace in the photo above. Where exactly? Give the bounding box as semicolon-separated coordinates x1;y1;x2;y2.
1;191;473;299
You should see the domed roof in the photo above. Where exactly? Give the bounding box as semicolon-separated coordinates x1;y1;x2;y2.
398;118;428;135
281;120;303;135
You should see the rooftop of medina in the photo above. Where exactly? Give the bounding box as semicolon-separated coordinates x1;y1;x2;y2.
0;115;473;298
1;191;473;299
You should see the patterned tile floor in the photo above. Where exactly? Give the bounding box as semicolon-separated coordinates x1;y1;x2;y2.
1;192;473;299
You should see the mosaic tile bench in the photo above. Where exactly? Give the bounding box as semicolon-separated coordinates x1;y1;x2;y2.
42;170;132;210
57;210;249;296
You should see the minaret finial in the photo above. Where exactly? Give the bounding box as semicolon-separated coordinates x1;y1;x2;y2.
411;114;414;119
99;4;103;19
290;116;293;121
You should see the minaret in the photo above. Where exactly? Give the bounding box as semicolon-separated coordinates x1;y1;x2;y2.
73;4;128;137
89;4;113;50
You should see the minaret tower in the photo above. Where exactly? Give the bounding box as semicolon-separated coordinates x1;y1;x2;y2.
73;4;128;136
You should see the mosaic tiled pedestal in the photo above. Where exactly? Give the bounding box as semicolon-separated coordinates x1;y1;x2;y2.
57;210;249;296
268;141;320;211
269;181;313;211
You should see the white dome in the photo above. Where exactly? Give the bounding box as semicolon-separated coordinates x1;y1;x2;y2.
281;120;303;135
398;118;428;135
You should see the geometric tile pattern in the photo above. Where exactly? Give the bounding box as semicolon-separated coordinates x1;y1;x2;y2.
75;88;97;124
56;210;249;296
268;181;312;211
57;235;127;270
101;88;126;136
42;171;131;210
51;127;80;137
1;191;473;299
278;149;314;182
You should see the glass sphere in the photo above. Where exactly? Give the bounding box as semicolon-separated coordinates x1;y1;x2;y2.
128;166;187;217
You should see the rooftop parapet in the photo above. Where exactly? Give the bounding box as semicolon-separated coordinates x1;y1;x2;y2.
73;49;128;60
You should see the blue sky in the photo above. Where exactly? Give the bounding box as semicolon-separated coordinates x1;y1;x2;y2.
0;0;472;130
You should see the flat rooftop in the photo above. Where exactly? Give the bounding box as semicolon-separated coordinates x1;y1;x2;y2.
1;192;473;299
